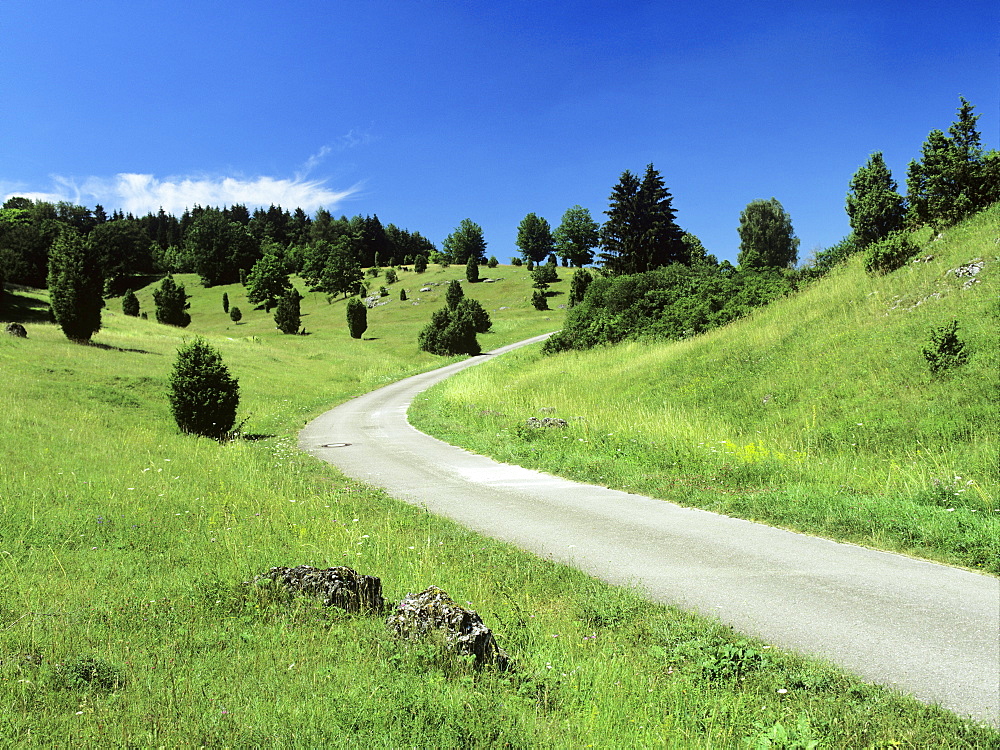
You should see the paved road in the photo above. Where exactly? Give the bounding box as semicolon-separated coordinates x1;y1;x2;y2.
300;334;1000;727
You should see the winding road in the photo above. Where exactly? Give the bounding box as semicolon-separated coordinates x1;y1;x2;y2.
300;334;1000;727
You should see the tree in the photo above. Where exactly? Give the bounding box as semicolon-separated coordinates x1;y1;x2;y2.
531;263;558;290
516;213;554;264
230;306;242;324
185;209;261;286
222;292;229;313
47;228;103;342
466;254;480;283
907;97;991;229
458;297;491;333
168;337;240;440
274;288;302;334
568;268;592;307
554;205;600;267
418;304;480;356
122;288;140;317
413;254;428;273
531;289;548;310
445;279;464;309
400;288;408;302
301;237;363;299
346;297;367;339
442;219;487;264
245;250;292;310
846;152;906;249
87;220;148;289
153;275;191;327
599;164;688;274
737;198;799;270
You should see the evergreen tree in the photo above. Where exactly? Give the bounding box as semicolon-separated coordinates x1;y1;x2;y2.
222;292;229;313
846;152;906;249
458;297;491;333
273;288;302;334
122;288;140;317
568;268;592;307
153;275;191;327
413;254;428;273
737;198;799;269
346;297;367;339
185;209;261;286
301;236;363;298
230;306;242;324
531;289;549;310
47;228;103;342
516;213;554;264
554;205;600;266
400;288;408;302
487;256;498;268
168;337;240;440
445;279;464;309
466;254;480;283
417;304;480;355
599;164;687;274
442;219;487;264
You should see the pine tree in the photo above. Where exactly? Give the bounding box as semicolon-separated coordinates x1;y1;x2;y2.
229;306;242;324
846;152;906;249
47;228;104;342
445;279;464;309
222;292;229;313
568;268;592;307
273;288;302;334
122;288;140;317
413;254;428;273
737;198;799;269
153;275;191;327
168;337;240;440
346;297;367;339
466;254;480;283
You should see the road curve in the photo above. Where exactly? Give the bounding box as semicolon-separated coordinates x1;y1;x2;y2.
299;334;1000;727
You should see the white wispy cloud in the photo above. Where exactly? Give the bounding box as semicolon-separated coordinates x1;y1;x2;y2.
4;171;362;216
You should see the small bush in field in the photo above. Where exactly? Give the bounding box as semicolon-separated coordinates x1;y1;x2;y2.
531;289;548;310
229;306;242;324
385;268;398;284
487;256;498;268
168;337;240;440
864;232;918;275
122;289;140;317
923;320;969;375
222;292;229;313
347;297;367;339
400;288;408;302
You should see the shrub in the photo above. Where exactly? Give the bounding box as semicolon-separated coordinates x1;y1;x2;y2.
923;320;969;375
153;275;191;327
385;268;398;284
55;656;127;693
403;255;414;266
229;306;242;324
413;255;427;273
466;255;480;283
47;228;104;342
122;288;140;317
864;231;918;275
531;289;549;310
168;337;240;440
400;288;408;302
274;289;302;334
511;257;523;266
487;256;498;268
568;268;592;307
445;279;464;309
346;297;367;339
458;297;491;333
222;291;229;313
418;305;480;355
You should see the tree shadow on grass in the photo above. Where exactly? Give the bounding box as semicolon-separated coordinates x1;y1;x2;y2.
86;341;158;355
2;289;52;324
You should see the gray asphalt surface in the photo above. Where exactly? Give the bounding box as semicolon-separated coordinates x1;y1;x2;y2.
299;333;1000;727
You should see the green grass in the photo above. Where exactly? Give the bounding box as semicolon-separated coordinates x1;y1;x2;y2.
411;207;1000;575
1;262;997;746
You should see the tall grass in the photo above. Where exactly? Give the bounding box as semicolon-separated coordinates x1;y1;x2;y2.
1;263;996;745
411;207;1000;573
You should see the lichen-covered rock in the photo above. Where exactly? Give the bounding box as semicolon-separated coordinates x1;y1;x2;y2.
4;323;27;338
249;565;383;613
525;416;568;429
387;586;511;670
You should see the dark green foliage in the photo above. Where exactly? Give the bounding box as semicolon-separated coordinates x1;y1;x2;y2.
0;262;5;308
510;257;523;267
185;209;260;286
737;198;799;269
863;232;918;276
346;297;367;339
168;337;240;439
531;263;559;290
542;265;794;353
153;275;191;327
554;205;600;266
907;98;993;229
400;288;408;302
458;297;491;333
46;228;104;341
445;279;464;309
800;236;859;281
466;254;480;283
274;289;302;334
600;164;688;274
245;251;292;310
222;292;229;313
516;213;554;263
229;306;242;324
301;237;364;299
442;219;487;264
418;304;480;355
413;254;428;273
531;289;549;310
923;320;969;375
122;288;140;317
385;267;398;284
378;286;389;297
568;268;592;307
55;656;127;693
86;219;149;285
846;152;906;248
487;256;498;268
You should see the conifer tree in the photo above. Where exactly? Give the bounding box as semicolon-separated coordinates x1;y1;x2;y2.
466;254;480;283
168;337;240;440
153;275;191;327
568;268;592;307
47;228;104;342
122;288;140;317
413;254;428;273
846;152;906;249
230;306;242;324
445;279;464;309
222;292;229;313
346;297;367;339
273;288;302;334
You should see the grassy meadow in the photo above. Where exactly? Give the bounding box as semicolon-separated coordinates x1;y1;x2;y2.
1;259;997;747
411;207;1000;575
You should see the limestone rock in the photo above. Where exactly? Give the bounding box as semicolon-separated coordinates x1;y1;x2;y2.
4;323;27;338
525;416;568;429
249;565;384;613
387;585;511;670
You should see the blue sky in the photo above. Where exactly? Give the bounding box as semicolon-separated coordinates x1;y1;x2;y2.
2;1;997;264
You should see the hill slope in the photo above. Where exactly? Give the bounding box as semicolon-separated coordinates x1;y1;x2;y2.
411;205;1000;572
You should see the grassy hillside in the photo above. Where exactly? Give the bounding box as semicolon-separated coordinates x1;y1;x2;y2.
1;261;996;746
412;206;1000;574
